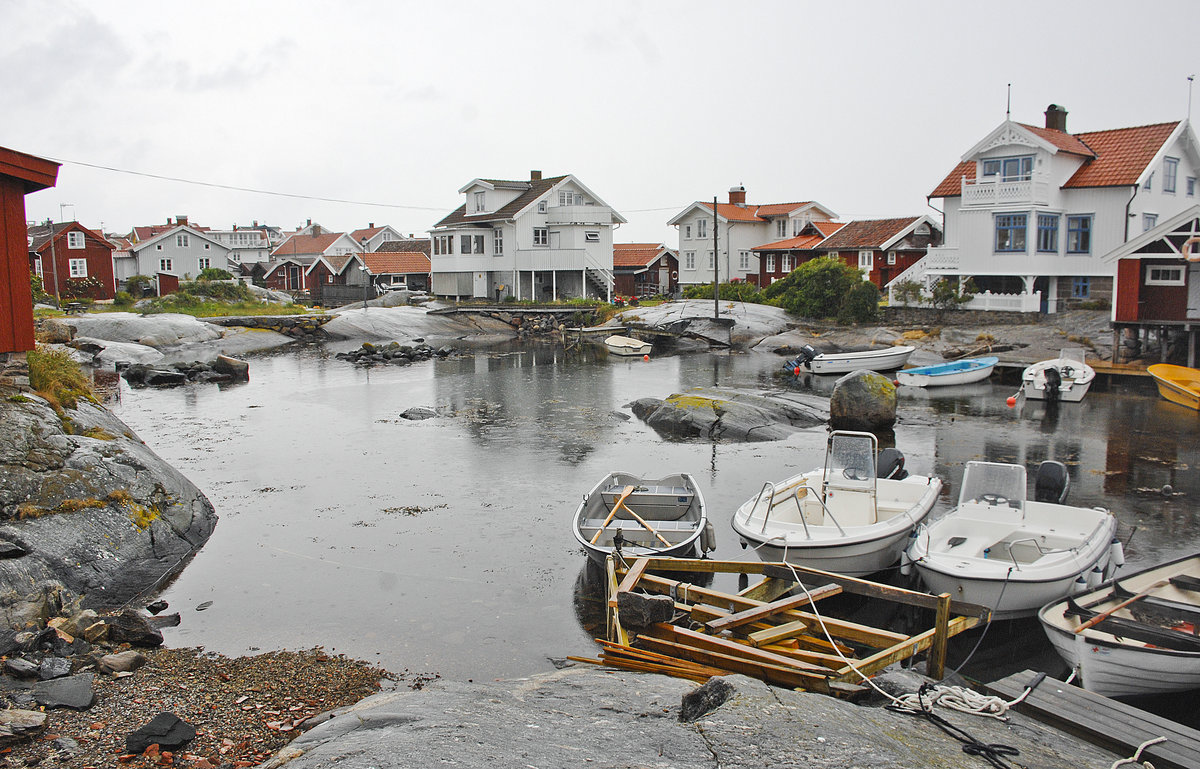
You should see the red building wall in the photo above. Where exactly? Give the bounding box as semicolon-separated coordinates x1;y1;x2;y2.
1134;260;1188;321
37;225;116;301
1;176;36;352
1114;259;1141;323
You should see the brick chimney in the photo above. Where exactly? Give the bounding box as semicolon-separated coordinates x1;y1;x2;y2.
311;224;322;236
368;222;374;229
530;170;542;182
176;214;188;226
728;185;746;207
1045;104;1068;133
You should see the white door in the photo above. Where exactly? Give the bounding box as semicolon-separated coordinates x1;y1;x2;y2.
473;271;488;299
1188;263;1200;320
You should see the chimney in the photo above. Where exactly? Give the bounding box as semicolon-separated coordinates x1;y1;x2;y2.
177;214;188;226
311;224;321;236
530;170;542;182
1045;104;1068;133
368;222;374;229
306;218;312;227
728;185;746;207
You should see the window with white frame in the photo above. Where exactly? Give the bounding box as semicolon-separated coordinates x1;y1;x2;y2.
433;234;454;255
177;233;190;248
1066;215;1092;254
697;218;707;239
739;251;750;270
472;235;485;253
197;257;211;270
707;251;714;269
887;251;897;265
585;232;600;242
68;258;87;277
684;251;695;270
159;258;173;272
1189;177;1197;197
1164;157;1179;194
493;229;503;255
473;191;486;212
777;219;787;237
558;191;583;206
1144;172;1154;191
765;254;775;272
1143;213;1158;232
982;155;1033;181
533;227;548;246
537;201;546;213
67;231;84;249
858;250;873;270
782;254;792;271
1146;265;1184;285
684;224;692;239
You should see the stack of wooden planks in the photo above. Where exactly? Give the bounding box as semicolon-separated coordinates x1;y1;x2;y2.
570;557;988;697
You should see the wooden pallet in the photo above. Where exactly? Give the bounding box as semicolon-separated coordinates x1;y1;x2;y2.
986;669;1200;769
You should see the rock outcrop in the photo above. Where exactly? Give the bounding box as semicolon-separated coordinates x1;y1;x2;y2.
829;370;897;431
629;388;827;442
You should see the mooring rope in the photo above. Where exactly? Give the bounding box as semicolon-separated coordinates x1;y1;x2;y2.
1108;736;1167;769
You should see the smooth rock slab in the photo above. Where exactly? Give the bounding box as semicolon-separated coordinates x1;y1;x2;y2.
630;387;827;442
32;672;94;710
126;712;196;753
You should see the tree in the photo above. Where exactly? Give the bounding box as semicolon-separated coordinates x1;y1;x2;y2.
762;256;860;318
30;273;51;304
837;280;880;324
927;277;976;312
890;279;923;307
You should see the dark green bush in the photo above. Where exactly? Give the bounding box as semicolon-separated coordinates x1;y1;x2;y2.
837;280;881;323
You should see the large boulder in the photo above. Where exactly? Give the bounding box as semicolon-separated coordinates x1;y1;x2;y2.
0;391;217;628
629;388;827;442
829;370;897;431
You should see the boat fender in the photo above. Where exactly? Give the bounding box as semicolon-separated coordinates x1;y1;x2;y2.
700;521;717;554
1072;575;1088;593
1087;566;1103;589
876;448;909;480
899;551;913;577
1034;460;1070;504
1109;538;1125;567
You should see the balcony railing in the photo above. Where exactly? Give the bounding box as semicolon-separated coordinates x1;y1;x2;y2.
545;205;614;226
961;174;1050;207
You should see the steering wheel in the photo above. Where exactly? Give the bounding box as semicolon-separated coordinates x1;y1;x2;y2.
980;493;1008;506
1061;366;1074;379
843;467;866;481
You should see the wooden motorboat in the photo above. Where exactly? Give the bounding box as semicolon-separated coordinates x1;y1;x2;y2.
1147;363;1200;410
731;431;942;576
895;356;998;388
1039;551;1200;697
604;334;652;356
786;344;916;375
908;460;1118;619
573;472;714;562
1020;348;1095;402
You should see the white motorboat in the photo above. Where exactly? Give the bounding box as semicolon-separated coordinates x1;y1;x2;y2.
573;472;715;563
731;431;942;576
604;334;652;356
1039;551;1200;698
787;344;915;375
895;356;998;388
908;460;1118;619
1020;348;1095;402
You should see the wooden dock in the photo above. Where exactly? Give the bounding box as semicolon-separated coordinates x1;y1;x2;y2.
986;669;1200;769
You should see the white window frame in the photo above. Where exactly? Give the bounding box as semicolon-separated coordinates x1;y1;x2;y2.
697;218;707;239
1188;177;1197;197
781;254;792;272
177;233;190;248
1164;157;1179;194
858;250;874;270
537;201;547;213
707;251;714;269
887;251;897;265
159;258;173;272
68;258;87;277
739;250;750;270
473;191;486;212
1146;265;1184;285
493;229;503;256
585;232;600;242
533;227;548;246
684;251;695;270
765;254;775;272
684;224;692;239
67;231;85;249
1143;213;1158;232
777;219;787;238
197;257;211;270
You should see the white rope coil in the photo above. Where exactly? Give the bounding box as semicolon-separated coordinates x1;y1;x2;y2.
893;684;1017;721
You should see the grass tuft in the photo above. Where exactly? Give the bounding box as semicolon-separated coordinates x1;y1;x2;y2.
27;345;94;409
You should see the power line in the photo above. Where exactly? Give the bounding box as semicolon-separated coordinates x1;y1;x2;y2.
43;155;451;212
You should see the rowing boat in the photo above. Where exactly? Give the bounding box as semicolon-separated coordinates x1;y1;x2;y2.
572;472;714;562
1147;363;1200;410
896;356;998;387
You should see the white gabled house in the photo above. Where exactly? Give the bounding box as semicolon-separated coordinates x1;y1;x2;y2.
128;225;234;280
429;170;626;301
667;186;837;285
350;224;408;252
898;104;1200;313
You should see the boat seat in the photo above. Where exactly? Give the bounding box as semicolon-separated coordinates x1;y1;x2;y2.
820;487;876;527
580;518;695;533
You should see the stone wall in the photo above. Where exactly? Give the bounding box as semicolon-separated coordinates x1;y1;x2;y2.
205;315;332;339
882;306;1042;326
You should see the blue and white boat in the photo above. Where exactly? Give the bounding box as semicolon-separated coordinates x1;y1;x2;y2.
895;356;998;388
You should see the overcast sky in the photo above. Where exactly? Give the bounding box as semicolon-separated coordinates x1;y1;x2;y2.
4;0;1199;244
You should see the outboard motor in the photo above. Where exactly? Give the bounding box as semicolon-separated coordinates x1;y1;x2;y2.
1043;366;1062;402
788;344;818;371
1034;460;1070;504
876;447;909;480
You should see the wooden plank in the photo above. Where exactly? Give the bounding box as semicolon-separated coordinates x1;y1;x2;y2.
637;572;908;648
636;635;832;693
832;615;982;681
616;556;651;595
705;583;842;632
738;576;794;602
605;555;628;646
926;593;952;680
645;623;831;674
692;605;853;655
986;670;1200;769
748;620;810;647
762;564;990;618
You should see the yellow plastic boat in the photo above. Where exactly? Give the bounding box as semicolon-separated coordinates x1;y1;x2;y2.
1148;363;1200;410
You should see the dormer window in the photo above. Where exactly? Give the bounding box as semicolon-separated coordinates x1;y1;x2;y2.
982;155;1033;182
473;191;486;212
777;219;787;238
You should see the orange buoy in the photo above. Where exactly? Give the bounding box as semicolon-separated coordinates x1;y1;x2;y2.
643;354;650;361
793;366;801;375
1006;396;1017;408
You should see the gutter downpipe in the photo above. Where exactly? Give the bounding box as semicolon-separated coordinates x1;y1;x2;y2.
1124;184;1139;243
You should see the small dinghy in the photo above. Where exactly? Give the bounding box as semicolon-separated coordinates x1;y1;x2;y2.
572;472;714;562
1147;363;1200;411
786;344;915;375
1038;550;1200;697
895;356;998;388
908;460;1118;619
604;335;652;356
731;431;942;576
1021;348;1095;402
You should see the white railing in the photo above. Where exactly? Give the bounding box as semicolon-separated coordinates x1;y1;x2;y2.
961;290;1041;312
961;175;1050;207
546;205;614;226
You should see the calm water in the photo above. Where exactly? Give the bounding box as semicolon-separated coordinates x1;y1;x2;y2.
106;342;1200;689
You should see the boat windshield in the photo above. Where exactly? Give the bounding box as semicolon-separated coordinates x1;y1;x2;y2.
957;461;1026;509
1059;348;1085;365
823;431;877;487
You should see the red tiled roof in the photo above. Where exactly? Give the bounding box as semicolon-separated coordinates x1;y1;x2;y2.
812;220;845;237
698;201;813;222
350;226;384;242
815;217;923;250
271;232;345;257
361;251;431;274
1066;122;1179;188
929;160;975;198
1018;123;1095;157
131;222;209;242
613;243;667;268
752;233;828;251
376;239;431;254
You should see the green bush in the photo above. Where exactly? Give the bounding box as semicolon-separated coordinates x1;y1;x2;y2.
198;267;234;281
837;280;881;324
683;281;761;302
30;274;51;304
890;279;924;306
761;256;860;318
113;291;134;307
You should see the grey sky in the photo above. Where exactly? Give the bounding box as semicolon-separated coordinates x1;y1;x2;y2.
4;0;1199;243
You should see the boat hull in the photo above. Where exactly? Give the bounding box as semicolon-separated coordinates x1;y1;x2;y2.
1038;551;1200;697
800;345;916;375
896;357;998;388
573;472;709;563
604;335;652;356
1021;351;1095;402
1147;364;1200;410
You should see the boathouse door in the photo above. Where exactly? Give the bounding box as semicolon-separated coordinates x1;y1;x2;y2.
1188;263;1200;320
473;271;487;299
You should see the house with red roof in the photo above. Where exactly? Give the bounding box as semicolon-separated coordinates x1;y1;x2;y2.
816;217;942;290
667;186;837;286
613;243;678;298
753;220;847;285
370;239;432;290
28;221;117;301
430;170;625;301
909;104;1200;313
350;224;407;252
263;227;365;294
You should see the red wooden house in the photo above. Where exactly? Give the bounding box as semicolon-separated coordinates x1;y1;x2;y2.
814;217;942;289
28;222;117;301
613;243;678;298
1;146;58;355
1107;205;1200;365
753;221;845;285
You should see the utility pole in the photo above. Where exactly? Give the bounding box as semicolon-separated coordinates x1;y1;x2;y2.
712;196;719;320
46;218;61;308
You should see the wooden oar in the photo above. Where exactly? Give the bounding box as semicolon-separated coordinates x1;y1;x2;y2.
1074;579;1170;634
621;506;671;548
590;486;635;544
